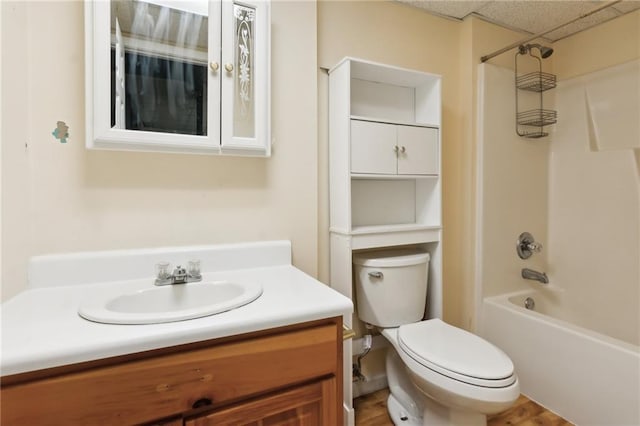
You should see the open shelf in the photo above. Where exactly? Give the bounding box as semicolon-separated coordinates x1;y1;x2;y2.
348;224;441;250
516;71;557;92
350;115;439;129
350;179;440;231
351;173;439;180
351;223;440;234
517;109;558;127
518;130;549;138
515;51;557;139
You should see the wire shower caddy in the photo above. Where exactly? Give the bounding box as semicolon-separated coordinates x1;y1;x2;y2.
515;46;557;138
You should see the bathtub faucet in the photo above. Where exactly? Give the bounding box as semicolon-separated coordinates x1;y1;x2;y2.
521;268;549;284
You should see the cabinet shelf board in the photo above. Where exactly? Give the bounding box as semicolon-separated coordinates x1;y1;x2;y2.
330;57;441;88
349;225;441;250
351;224;441;234
351;173;439;180
350;115;439;129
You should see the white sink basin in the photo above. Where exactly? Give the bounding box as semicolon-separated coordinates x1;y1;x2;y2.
78;281;263;324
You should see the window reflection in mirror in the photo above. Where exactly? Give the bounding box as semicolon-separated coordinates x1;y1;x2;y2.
110;0;208;136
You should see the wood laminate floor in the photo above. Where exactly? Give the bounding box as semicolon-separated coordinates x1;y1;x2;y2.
354;389;573;426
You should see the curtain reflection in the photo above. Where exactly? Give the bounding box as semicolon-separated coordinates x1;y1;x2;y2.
112;0;207;135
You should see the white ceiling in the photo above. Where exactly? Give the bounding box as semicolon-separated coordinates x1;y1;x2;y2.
396;0;640;41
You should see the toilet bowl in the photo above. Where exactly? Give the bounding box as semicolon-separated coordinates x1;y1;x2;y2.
383;322;520;425
353;250;519;426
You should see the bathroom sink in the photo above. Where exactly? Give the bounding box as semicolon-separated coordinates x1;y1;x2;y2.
78;281;263;325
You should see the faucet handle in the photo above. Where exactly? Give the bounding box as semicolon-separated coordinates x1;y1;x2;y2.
527;241;543;253
156;262;171;279
517;232;543;259
187;260;201;279
155;262;173;286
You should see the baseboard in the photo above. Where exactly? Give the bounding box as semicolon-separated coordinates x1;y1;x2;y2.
344;403;355;426
352;373;388;398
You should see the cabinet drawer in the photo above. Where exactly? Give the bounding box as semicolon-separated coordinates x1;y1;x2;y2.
186;378;337;426
351;120;397;174
1;324;339;425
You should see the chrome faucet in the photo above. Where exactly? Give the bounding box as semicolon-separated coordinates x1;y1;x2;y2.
521;268;549;284
155;261;202;286
517;232;543;259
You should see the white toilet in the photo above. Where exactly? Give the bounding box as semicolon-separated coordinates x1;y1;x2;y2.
353;249;519;426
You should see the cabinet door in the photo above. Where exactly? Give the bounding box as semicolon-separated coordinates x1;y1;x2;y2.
186;378;337;426
396;126;439;175
89;0;221;151
221;0;270;154
350;120;397;175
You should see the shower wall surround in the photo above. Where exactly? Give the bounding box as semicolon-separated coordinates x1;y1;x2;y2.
477;56;639;425
548;59;639;345
477;59;639;344
476;63;550;300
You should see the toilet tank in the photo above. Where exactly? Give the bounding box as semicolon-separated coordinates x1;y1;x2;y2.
353;249;430;328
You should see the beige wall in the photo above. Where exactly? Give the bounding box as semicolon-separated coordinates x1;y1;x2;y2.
0;1;3;296
477;63;550;299
1;1;319;301
553;9;640;79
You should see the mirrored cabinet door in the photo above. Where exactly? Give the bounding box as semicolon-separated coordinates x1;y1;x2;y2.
221;0;269;153
86;0;269;156
110;0;216;137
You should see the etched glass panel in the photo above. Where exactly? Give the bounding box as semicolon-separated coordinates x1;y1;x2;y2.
110;0;209;136
233;3;256;138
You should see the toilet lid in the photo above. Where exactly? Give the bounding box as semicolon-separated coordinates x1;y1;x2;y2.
398;319;516;388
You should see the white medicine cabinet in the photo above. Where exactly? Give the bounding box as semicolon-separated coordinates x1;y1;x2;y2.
85;0;270;156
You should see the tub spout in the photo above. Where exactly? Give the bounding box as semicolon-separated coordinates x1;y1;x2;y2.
522;268;549;284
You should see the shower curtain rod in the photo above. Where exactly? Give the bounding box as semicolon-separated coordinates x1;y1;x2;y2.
480;0;622;63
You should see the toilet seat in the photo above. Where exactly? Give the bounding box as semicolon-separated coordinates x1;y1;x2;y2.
398;319;516;388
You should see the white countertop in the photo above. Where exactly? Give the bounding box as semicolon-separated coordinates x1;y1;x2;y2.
0;242;353;377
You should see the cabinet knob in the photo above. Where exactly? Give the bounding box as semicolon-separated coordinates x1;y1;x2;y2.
209;62;219;72
400;146;406;153
225;63;234;72
393;146;399;154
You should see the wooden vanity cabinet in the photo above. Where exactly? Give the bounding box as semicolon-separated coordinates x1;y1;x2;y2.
0;318;343;426
185;378;337;425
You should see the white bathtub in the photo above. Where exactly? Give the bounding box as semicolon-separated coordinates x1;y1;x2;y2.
481;290;640;426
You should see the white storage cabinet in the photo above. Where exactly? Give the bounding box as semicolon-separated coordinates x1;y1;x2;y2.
350;120;439;176
328;57;443;426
